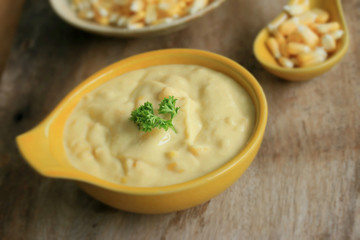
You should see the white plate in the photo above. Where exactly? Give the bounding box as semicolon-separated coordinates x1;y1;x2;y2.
49;0;226;37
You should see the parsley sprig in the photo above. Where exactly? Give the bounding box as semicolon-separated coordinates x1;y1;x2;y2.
130;96;180;133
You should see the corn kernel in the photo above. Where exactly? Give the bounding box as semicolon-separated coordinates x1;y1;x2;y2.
130;0;144;12
266;37;281;59
120;177;127;184
278;57;294;68
273;32;288;57
283;4;307;16
78;10;95;19
98;7;109;17
166;162;184;173
287;42;311;55
109;13;119;23
145;4;157;24
117;16;128;27
188;146;208;156
128;11;145;23
165;151;177;159
177;2;187;9
86;10;95;19
287;31;303;43
278;17;299;36
307;22;318;32
321;34;336;52
297;48;327;67
189;0;208;14
151;17;172;26
329;29;344;40
297;25;319;48
158;2;171;11
279;42;289;58
167;162;177;171
94;14;110;25
311;8;330;23
166;5;182;17
297;52;323;67
315;22;341;34
297;11;317;25
188;146;199;156
273;31;286;44
315;47;328;58
268;13;288;33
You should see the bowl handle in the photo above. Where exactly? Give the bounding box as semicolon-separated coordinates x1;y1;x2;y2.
16;122;65;177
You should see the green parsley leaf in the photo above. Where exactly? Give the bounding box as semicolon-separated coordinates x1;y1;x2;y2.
158;96;180;120
130;96;180;133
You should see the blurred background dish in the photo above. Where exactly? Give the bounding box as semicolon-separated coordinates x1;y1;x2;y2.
49;0;226;37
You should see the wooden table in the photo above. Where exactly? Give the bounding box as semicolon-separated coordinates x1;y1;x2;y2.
0;0;359;239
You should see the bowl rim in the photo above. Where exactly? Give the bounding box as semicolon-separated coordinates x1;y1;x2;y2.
49;0;227;36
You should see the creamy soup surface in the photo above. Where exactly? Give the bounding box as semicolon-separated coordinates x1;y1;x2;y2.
64;65;255;187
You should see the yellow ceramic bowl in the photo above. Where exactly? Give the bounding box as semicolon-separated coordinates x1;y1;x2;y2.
16;49;267;214
49;0;226;37
253;0;349;81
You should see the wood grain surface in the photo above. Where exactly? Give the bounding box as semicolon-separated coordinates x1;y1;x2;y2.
0;0;24;76
0;0;359;239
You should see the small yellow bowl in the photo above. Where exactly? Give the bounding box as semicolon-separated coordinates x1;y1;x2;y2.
16;49;267;214
49;0;226;37
253;0;349;81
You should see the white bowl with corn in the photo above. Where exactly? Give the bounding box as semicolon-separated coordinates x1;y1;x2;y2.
50;0;226;37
